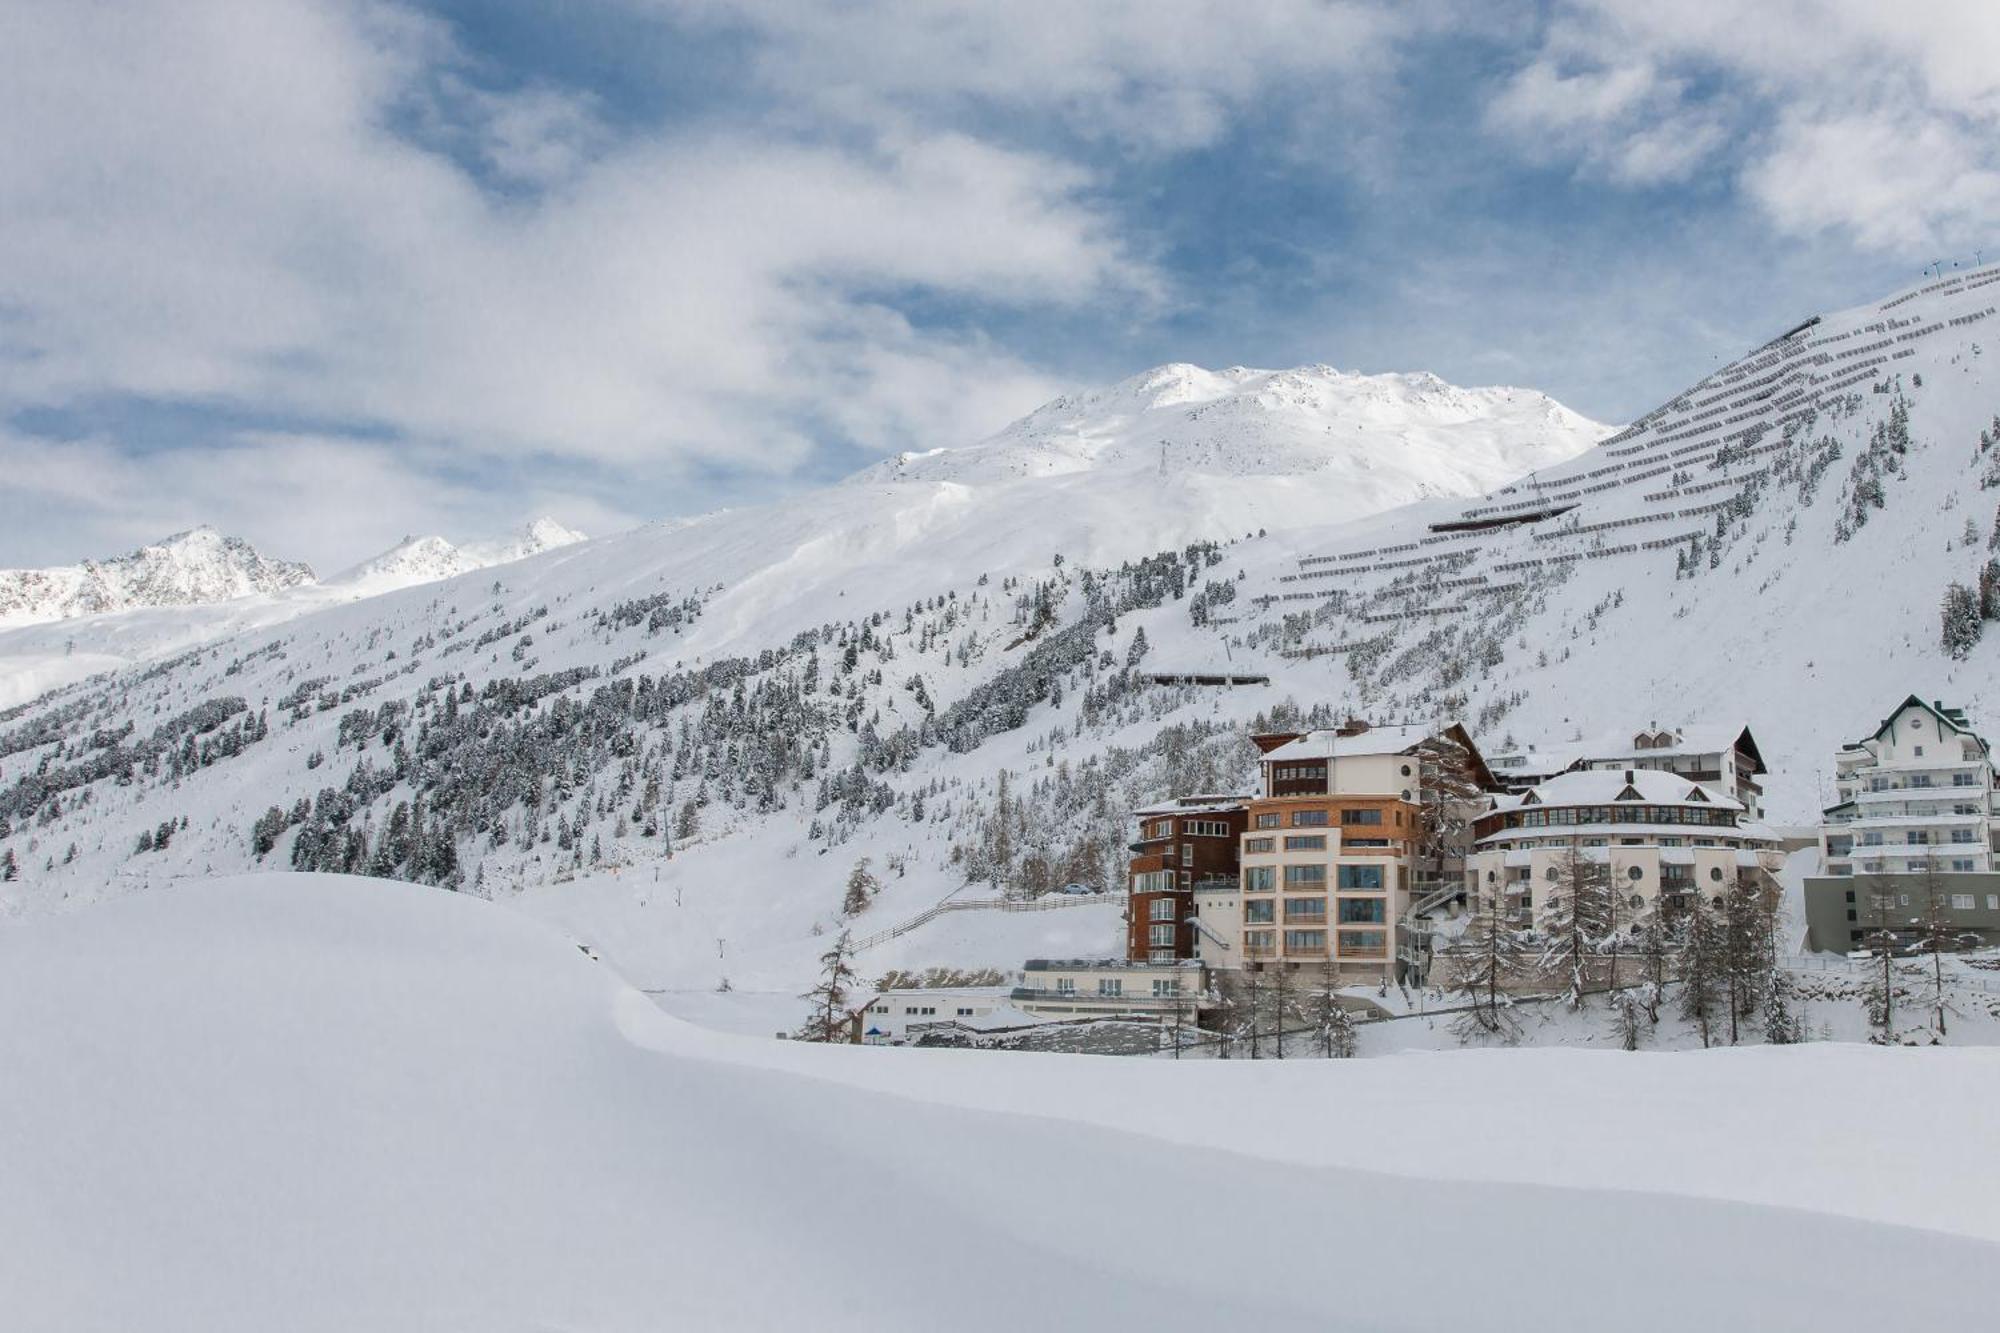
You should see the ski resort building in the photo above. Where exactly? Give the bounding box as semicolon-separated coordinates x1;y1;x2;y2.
1464;768;1784;936
1804;697;2000;951
1126;796;1250;963
1485;723;1769;820
1234;720;1494;984
1012;959;1205;1021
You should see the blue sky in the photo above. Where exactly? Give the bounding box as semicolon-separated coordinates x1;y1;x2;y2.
3;0;1996;570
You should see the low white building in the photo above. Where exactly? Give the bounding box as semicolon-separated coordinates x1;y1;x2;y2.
1012;959;1206;1019
857;987;1017;1044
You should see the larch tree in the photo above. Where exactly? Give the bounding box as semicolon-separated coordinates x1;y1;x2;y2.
1676;894;1726;1049
841;857;881;918
1538;846;1614;1009
1447;884;1525;1045
795;930;860;1043
1314;953;1357;1058
1910;854;1961;1039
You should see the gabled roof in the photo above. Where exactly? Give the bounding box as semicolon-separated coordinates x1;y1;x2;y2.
1259;721;1497;788
1493;767;1744;812
1487;722;1767;778
1853;694;1990;755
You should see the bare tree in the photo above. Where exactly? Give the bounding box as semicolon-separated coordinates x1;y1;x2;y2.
1538;846;1613;1009
1910;854;1961;1038
1861;885;1900;1042
1447;884;1525;1044
1313;953;1357;1058
1676;894;1725;1049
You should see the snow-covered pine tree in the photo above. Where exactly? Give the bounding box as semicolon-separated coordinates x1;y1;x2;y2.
795;931;859;1043
1941;582;1981;658
1910;854;1960;1039
1537;846;1613;1009
841;857;880;917
1313;953;1356;1058
0;848;17;882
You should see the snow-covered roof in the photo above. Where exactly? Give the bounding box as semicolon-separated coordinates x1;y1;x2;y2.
1489;723;1760;776
1261;722;1434;763
1486;767;1744;813
1133;793;1252;817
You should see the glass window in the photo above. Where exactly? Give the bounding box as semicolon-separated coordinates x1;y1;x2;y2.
1284;834;1327;851
1337;897;1386;924
1337;864;1384;891
1148;924;1175;947
1245;837;1275;854
1283;930;1326;952
1098;979;1122;997
1244;866;1275;892
1341;808;1383;826
1244;899;1275;924
1952;894;1975;910
1149;897;1176;921
1284;864;1327;886
1292;809;1329;827
1151;979;1179;998
1255;813;1281;829
1339;929;1388;955
1284;897;1327;920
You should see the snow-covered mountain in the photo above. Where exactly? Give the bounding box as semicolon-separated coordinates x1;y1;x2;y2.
4;269;1995;1004
333;518;587;594
0;527;313;628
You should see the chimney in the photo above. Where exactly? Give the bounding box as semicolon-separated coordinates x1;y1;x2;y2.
1626;769;1635;785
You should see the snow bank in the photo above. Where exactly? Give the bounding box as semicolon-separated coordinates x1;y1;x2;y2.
2;874;1994;1331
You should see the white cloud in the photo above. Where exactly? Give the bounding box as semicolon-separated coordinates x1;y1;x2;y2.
1484;1;2000;250
0;0;1158;566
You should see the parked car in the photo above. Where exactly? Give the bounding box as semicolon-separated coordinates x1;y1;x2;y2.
1057;882;1100;896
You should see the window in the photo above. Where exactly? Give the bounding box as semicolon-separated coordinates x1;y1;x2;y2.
1337;897;1385;924
1952;829;1976;843
957;1007;974;1017
1244;866;1275;892
1988;895;2000;910
1149;924;1175;947
1339;928;1388;955
1907;831;1931;845
1337;864;1384;891
1185;820;1232;838
1244;930;1275;953
1285;864;1327;887
1255;813;1281;829
1245;837;1275;854
1284;897;1327;920
1132;870;1171;894
1097;979;1123;997
1182;844;1194;865
1056;979;1075;996
1953;860;1977;873
1283;930;1326;952
1953;894;1976;910
1292;809;1330;828
1954;773;1976;787
1151;979;1180;998
1149;897;1176;921
1341;808;1383;826
1284;834;1328;851
1346;837;1391;847
1244;899;1276;924
1915;746;1926;757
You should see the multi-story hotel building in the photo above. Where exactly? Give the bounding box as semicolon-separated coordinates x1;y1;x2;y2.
1465;768;1783;934
1804;696;2000;951
1485;723;1769;820
1235;721;1492;984
1126;795;1249;963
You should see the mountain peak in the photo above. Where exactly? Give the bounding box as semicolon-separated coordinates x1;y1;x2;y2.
0;529;315;628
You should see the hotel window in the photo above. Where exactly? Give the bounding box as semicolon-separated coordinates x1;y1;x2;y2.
1245;837;1275;854
1186;820;1231;838
1284;834;1327;851
957;1008;974;1017
1255;813;1281;829
1339;929;1388;955
1988;895;2000;910
1151;979;1180;998
1341;808;1383;826
1284;864;1327;887
1244;866;1275;892
1952;894;1976;910
1953;829;1976;843
1337;864;1384;891
1284;897;1327;920
1953;860;1977;873
1098;979;1123;997
1056;979;1075;995
1150;897;1176;921
1182;845;1194;865
1244;900;1276;924
1283;930;1326;952
1337;897;1386;924
1292;809;1329;828
1149;924;1175;947
1245;930;1276;952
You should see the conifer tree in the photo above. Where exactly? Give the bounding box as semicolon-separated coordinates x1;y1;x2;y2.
1676;895;1726;1048
841;857;880;917
1314;953;1357;1058
1941;582;1982;658
1448;886;1525;1044
1911;854;1960;1038
795;931;859;1043
0;848;17;882
1538;846;1613;1009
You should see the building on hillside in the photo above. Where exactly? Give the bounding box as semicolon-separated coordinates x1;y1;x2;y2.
1463;769;1784;943
1803;696;2000;951
1236;720;1495;985
1486;723;1769;820
1126;795;1249;963
1012;959;1206;1021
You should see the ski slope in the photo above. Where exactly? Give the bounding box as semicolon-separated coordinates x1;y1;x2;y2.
1;874;1993;1332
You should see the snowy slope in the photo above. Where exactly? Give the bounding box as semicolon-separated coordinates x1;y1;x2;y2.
3;273;1997;1003
0;526;313;628
2;874;1994;1331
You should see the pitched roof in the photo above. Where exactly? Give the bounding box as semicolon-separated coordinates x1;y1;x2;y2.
1488;767;1744;813
1853;695;1989;754
1260;722;1435;763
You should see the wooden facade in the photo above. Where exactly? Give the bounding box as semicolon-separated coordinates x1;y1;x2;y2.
1126;798;1248;962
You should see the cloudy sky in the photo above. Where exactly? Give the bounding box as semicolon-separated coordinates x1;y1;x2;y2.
3;0;1996;571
